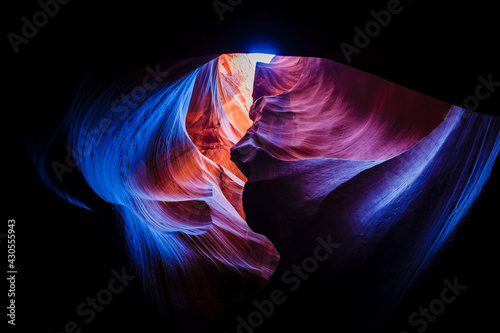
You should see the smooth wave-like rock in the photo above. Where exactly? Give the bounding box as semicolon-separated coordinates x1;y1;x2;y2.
30;53;500;333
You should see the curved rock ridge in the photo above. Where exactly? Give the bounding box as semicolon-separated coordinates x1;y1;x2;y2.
30;53;500;333
234;55;451;166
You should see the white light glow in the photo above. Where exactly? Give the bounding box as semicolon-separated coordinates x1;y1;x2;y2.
248;53;276;64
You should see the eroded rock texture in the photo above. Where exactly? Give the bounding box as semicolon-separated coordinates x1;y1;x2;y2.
32;54;500;333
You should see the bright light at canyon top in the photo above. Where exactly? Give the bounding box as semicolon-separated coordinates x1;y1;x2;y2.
248;53;276;64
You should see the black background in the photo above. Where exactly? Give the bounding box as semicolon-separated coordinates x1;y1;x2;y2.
4;0;499;332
